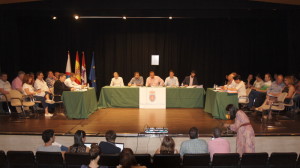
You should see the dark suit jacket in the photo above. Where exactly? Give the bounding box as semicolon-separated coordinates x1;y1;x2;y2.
53;80;71;101
182;76;198;86
99;141;121;154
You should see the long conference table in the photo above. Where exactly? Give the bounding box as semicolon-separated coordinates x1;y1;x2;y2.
98;86;206;109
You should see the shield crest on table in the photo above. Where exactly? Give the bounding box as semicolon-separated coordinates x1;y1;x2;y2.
149;90;156;102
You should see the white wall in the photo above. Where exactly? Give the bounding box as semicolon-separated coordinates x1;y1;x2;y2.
1;135;300;155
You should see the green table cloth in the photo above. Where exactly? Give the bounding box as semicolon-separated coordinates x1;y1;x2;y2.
204;88;239;119
98;86;205;108
62;88;98;119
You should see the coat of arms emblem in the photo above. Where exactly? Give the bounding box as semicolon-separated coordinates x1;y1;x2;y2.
149;90;156;102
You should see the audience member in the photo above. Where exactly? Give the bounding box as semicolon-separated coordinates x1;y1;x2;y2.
128;72;143;86
81;144;107;168
54;71;60;80
252;74;264;89
208;128;230;160
34;71;53;117
246;74;254;88
99;130;121;154
155;136;179;154
182;70;198;86
179;127;208;156
294;80;300;112
247;73;272;108
165;70;179;87
0;72;11;101
117;148;146;168
46;71;56;89
145;71;164;87
12;71;25;92
110;72;124;87
69;130;90;153
282;76;296;104
37;129;61;152
224;104;255;156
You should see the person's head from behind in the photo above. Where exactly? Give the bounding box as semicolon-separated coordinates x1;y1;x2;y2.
160;136;175;154
255;74;262;82
0;73;8;82
18;71;25;80
74;130;86;146
226;104;238;120
47;71;54;78
113;72;119;79
70;73;76;82
149;71;155;78
119;148;137;168
276;74;284;84
89;144;101;162
265;73;271;82
58;73;67;82
233;74;242;84
134;72;140;79
105;130;117;143
36;71;44;80
189;127;198;139
190;70;196;77
284;76;294;86
42;129;55;144
169;70;175;77
23;74;34;85
212;127;222;138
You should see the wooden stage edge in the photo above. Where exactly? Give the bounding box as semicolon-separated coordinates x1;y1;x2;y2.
1;108;300;137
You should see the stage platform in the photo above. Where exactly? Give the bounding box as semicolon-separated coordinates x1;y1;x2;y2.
1;108;300;137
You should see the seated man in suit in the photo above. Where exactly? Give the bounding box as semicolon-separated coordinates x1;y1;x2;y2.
99;130;121;154
54;73;74;101
182;70;198;86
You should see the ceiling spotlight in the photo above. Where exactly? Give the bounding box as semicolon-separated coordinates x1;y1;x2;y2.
74;15;79;20
52;16;57;20
122;16;127;20
169;16;173;20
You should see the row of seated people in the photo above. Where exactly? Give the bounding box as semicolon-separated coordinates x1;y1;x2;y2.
0;71;84;117
223;72;300;113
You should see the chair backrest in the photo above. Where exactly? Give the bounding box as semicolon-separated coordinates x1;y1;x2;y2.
65;152;90;168
9;90;23;106
182;153;210;168
99;154;120;167
0;150;7;168
285;92;297;106
212;153;240;168
268;152;298;168
134;154;152;168
153;154;181;168
277;92;288;102
7;151;35;168
240;153;268;168
36;151;64;168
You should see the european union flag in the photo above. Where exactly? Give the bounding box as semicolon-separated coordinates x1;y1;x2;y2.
89;52;97;90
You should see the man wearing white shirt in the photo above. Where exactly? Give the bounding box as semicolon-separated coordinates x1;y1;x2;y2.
165;70;179;87
34;71;53;117
64;73;83;89
0;73;11;101
226;73;237;88
228;74;246;103
110;72;124;87
145;71;164;87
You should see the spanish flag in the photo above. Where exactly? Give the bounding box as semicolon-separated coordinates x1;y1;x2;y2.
74;51;81;84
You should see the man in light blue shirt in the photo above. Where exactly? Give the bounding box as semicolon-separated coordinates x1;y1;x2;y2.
165;70;179;87
180;127;208;156
267;74;285;96
128;72;144;86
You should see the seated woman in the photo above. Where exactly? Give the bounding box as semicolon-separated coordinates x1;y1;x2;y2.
282;76;296;104
224;104;255;156
155;136;179;154
69;130;90;153
81;144;107;168
117;148;146;168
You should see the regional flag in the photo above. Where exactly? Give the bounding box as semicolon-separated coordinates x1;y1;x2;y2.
81;52;87;85
65;51;72;78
